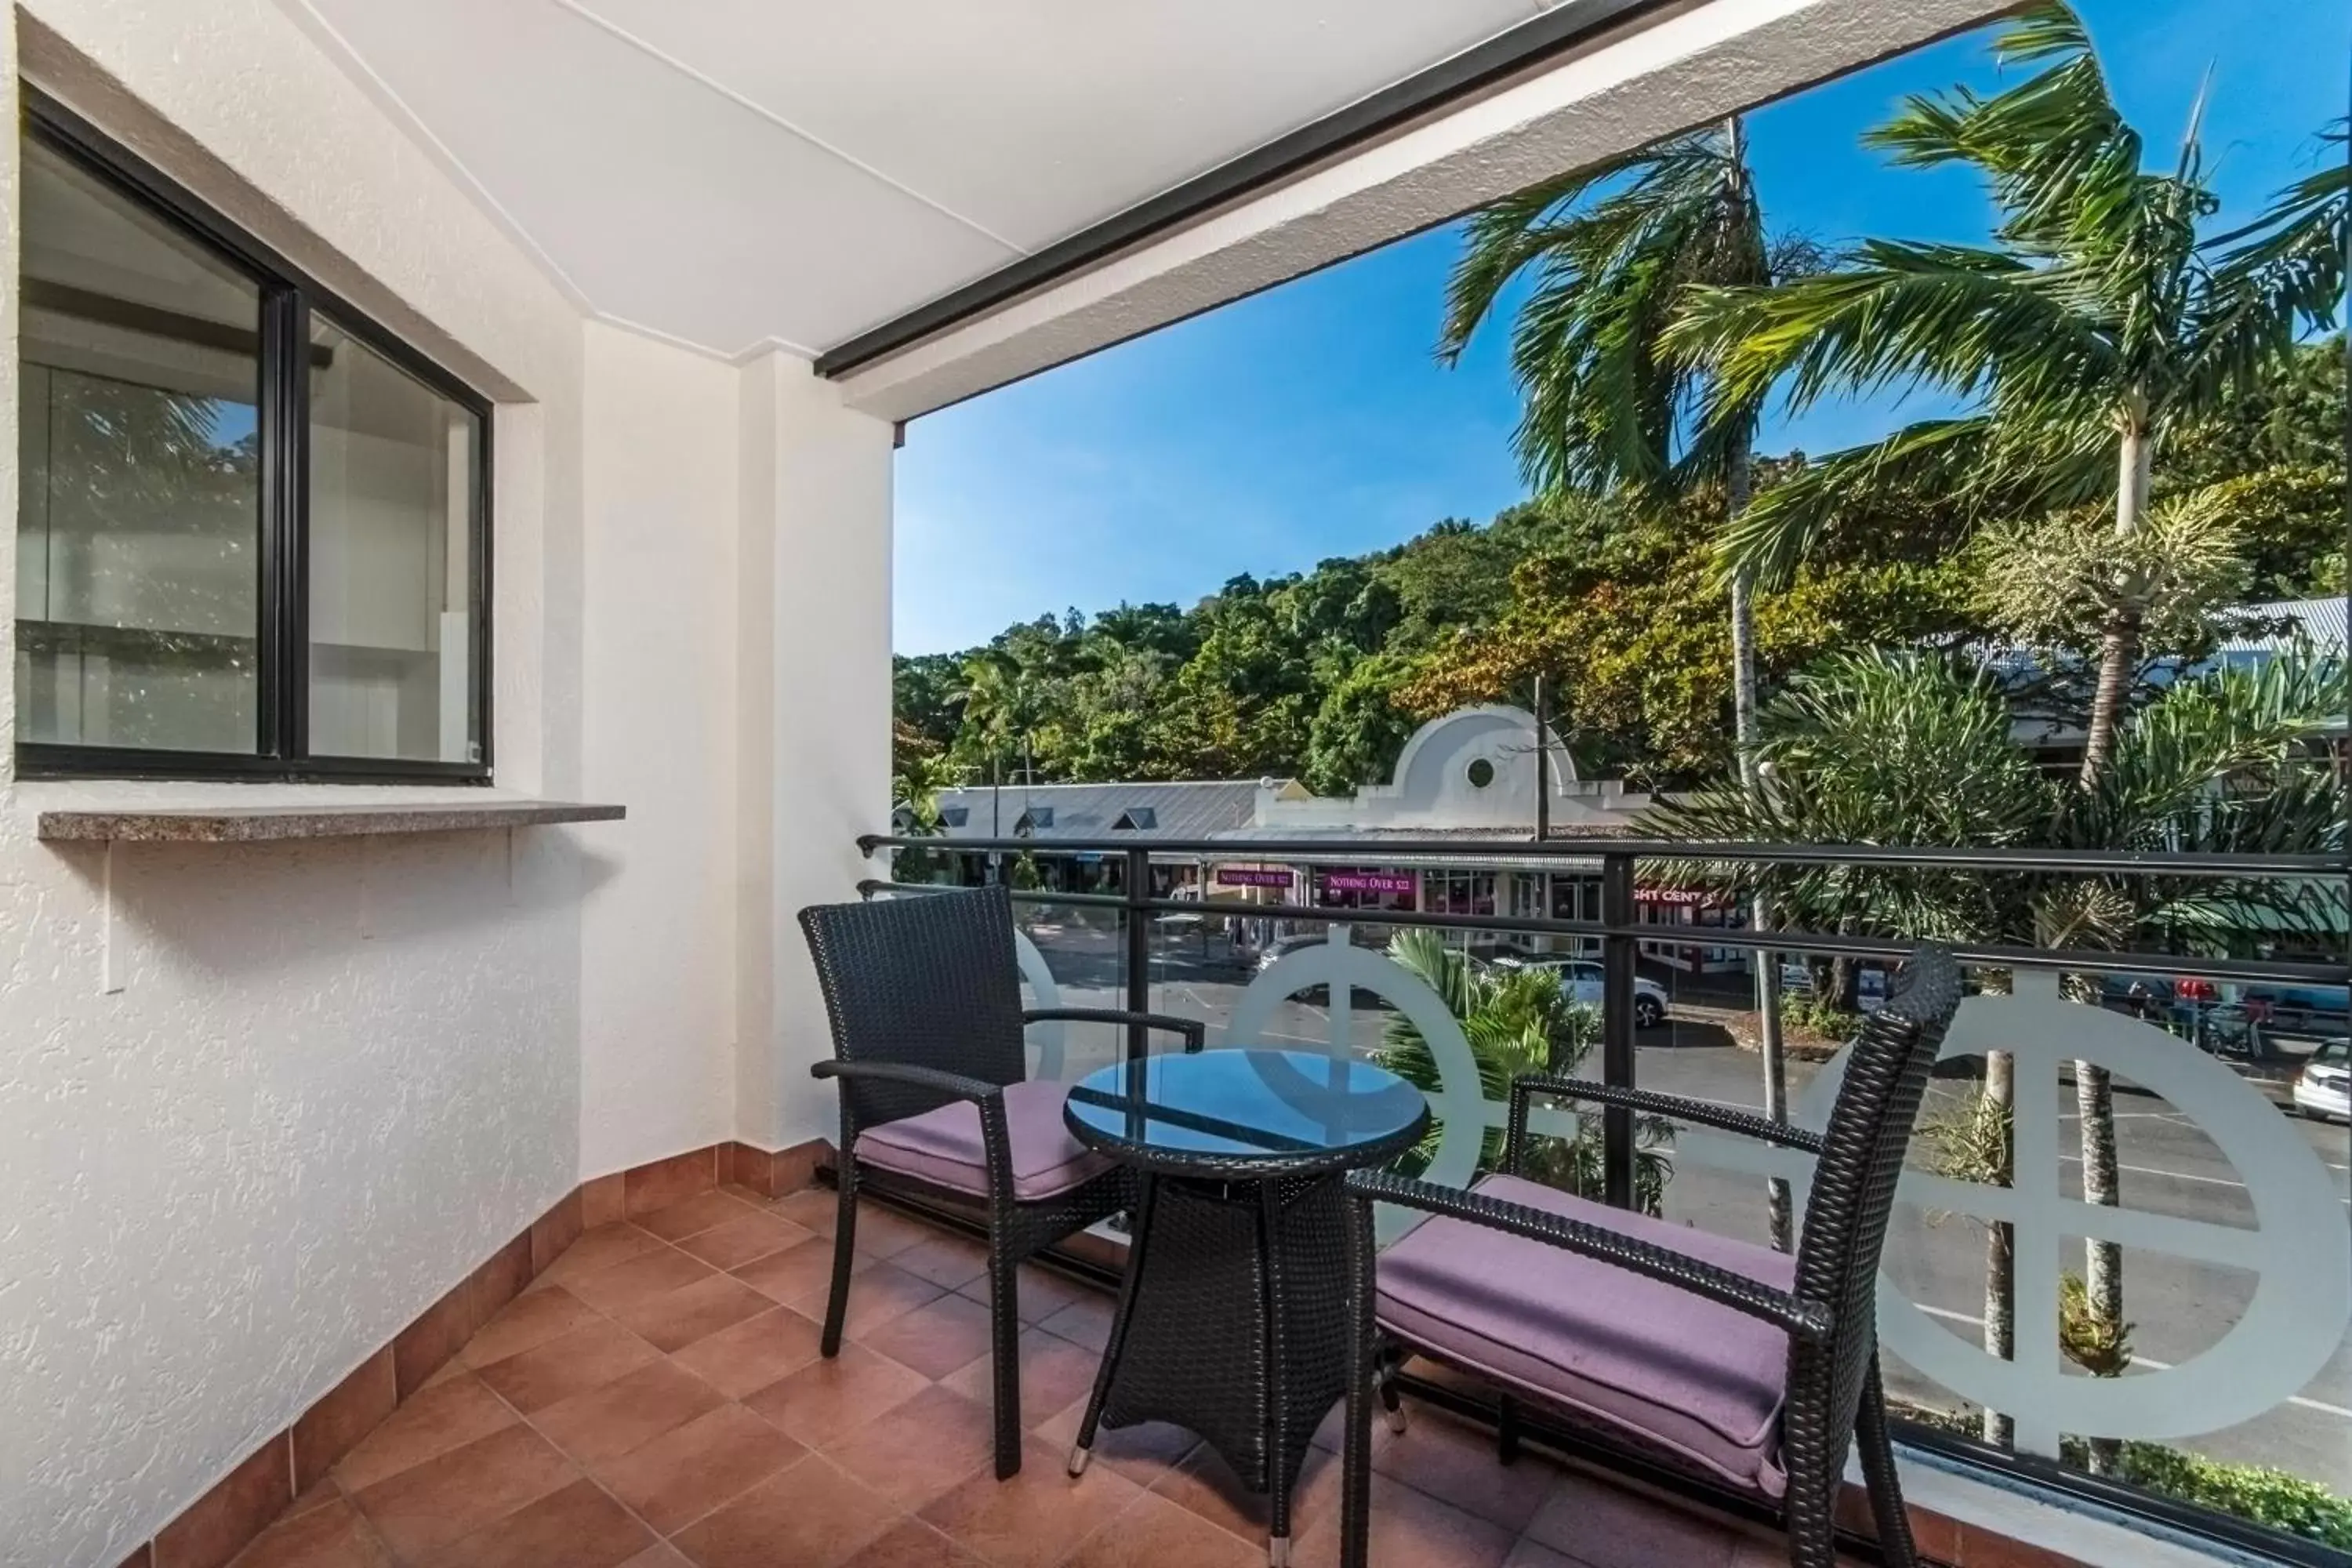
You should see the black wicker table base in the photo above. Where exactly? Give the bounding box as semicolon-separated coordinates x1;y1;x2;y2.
1070;1172;1352;1567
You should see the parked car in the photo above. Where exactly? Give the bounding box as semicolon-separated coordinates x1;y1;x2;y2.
1495;956;1670;1029
2292;1040;2350;1123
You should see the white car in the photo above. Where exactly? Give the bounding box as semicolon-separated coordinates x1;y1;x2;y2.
2292;1041;2350;1123
1497;956;1670;1029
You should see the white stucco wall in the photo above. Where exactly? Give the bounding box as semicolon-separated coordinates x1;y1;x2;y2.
577;321;739;1177
740;351;895;1152
0;5;597;1562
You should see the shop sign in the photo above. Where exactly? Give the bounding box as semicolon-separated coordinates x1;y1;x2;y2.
1215;867;1295;888
1320;870;1417;895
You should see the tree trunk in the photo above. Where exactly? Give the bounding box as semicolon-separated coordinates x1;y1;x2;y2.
1725;376;1791;1250
1982;1048;2016;1448
2069;413;2147;1472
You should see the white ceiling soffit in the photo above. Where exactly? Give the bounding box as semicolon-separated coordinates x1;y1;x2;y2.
837;0;2016;421
280;0;1558;359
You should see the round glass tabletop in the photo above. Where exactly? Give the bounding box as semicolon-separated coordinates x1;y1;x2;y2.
1063;1047;1430;1178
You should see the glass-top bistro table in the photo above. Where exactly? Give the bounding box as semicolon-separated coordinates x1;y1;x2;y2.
1063;1048;1430;1566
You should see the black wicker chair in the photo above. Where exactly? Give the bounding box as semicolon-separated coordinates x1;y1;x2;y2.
799;884;1203;1479
1336;946;1962;1568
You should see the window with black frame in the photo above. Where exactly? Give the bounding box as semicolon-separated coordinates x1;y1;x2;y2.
13;96;491;781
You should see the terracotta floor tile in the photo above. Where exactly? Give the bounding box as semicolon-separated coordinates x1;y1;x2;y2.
347;1423;578;1560
1061;1489;1262;1568
225;1497;394;1568
831;1262;948;1339
768;1189;841;1236
472;1318;662;1414
1290;1473;1516;1568
940;1327;1105;1430
1150;1439;1345;1546
836;1518;986;1568
532;1359;728;1466
461;1286;604;1369
292;1352;398;1495
1372;1406;1560;1534
955;1262;1089;1325
887;1233;991;1290
1505;1539;1580;1567
1031;1400;1198;1487
676;1212;814;1272
536;1225;666;1290
729;1236;864;1308
413;1478;655;1568
333;1373;519;1493
606;1271;776;1354
669;1454;898;1568
637;1190;771;1244
917;1435;1141;1568
564;1248;720;1315
819;1384;996;1512
843;1202;937;1259
667;1308;825;1399
1036;1292;1116;1352
618;1546;694;1568
593;1402;805;1535
739;1341;930;1449
855;1290;996;1380
1523;1472;1740;1568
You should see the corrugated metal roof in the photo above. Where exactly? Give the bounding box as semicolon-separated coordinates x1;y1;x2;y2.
930;779;1272;842
2216;597;2349;655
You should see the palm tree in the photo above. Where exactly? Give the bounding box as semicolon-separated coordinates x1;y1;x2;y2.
1439;118;1823;1243
1670;2;2342;778
1642;648;2347;1446
1375;931;1675;1213
1664;1;2344;1450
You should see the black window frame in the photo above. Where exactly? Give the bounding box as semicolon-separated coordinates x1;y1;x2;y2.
15;88;495;785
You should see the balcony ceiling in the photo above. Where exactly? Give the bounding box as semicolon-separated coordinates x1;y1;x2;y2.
281;0;1574;361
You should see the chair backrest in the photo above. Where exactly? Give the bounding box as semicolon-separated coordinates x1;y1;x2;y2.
1788;946;1965;1461
797;885;1029;1133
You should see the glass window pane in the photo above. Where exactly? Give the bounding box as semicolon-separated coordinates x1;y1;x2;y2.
16;138;263;752
306;315;481;764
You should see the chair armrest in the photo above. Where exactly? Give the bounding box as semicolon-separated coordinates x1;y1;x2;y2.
812;1060;1014;1194
1024;1007;1207;1055
811;1058;1007;1103
1507;1073;1824;1172
1347;1170;1832;1342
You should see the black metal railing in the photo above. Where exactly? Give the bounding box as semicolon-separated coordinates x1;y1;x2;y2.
854;830;2351;1566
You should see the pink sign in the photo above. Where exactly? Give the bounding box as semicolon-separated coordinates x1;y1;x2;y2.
1319;870;1417;895
1215;867;1295;888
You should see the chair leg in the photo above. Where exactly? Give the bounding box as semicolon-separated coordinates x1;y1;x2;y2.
1857;1355;1919;1568
1374;1348;1407;1436
987;1221;1024;1480
1338;1201;1376;1568
819;1166;859;1359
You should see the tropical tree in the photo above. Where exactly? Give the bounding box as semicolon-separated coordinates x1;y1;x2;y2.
1375;931;1675;1213
1642;648;2347;1446
1670;3;2343;776
1439;117;1826;1242
1664;0;2345;1450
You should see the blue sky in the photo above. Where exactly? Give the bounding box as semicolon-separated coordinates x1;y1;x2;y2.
894;0;2349;655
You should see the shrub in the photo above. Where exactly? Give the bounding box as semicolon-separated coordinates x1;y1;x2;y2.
2109;1443;2352;1551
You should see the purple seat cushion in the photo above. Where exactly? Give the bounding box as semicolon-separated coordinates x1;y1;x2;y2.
854;1078;1112;1201
1377;1173;1795;1497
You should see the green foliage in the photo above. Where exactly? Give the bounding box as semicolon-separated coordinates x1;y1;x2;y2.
1777;996;1863;1044
1670;5;2345;593
1642;649;2350;952
1374;931;1674;1213
2106;1445;2352;1550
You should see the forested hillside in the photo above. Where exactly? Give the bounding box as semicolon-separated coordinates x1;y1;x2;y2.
895;339;2342;795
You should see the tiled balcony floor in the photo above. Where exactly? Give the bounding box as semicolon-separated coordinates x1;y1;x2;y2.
232;1186;1826;1568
